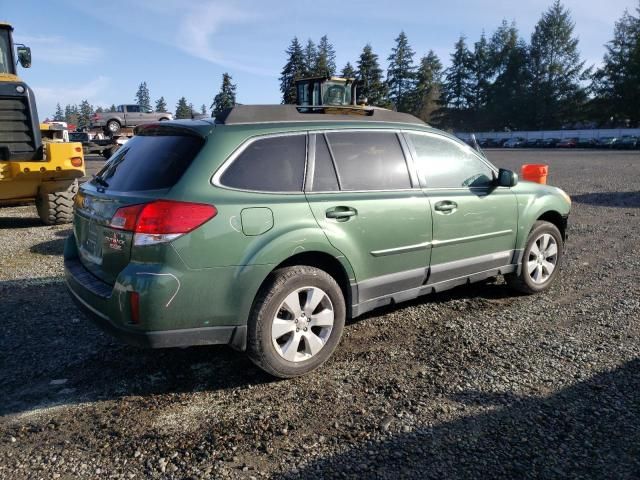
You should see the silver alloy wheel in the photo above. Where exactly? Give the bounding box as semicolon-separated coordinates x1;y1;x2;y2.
108;121;119;132
527;233;558;284
271;286;334;363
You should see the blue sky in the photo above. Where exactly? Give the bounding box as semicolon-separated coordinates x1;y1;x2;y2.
4;0;638;119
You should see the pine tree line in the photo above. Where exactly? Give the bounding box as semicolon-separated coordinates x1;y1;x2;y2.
50;75;239;124
279;1;640;130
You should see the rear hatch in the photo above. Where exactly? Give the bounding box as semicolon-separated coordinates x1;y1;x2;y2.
74;125;205;284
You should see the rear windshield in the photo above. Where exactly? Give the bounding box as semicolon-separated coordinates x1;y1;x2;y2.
93;133;204;191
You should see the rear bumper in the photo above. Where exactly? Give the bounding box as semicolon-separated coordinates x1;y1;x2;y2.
64;253;247;350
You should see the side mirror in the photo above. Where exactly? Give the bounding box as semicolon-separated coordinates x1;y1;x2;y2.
496;168;518;187
16;45;32;68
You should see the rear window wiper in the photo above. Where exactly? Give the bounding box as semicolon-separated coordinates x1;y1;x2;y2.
92;175;109;188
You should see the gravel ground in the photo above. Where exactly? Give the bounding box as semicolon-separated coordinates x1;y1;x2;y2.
0;150;639;479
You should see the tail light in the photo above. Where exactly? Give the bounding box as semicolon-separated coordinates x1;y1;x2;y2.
110;200;217;246
71;157;83;167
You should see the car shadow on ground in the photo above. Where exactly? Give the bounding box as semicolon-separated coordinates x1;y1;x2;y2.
285;358;640;479
0;278;274;417
572;191;640;208
0;216;42;229
29;229;72;255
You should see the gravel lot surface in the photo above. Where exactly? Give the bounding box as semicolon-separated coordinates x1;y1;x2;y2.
1;151;639;479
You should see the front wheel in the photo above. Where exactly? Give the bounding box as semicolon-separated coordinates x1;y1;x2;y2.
506;220;563;294
247;266;345;378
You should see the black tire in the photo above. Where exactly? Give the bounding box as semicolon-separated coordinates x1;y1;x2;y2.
105;120;121;135
159;117;170;121
247;266;345;378
36;180;78;225
506;220;563;294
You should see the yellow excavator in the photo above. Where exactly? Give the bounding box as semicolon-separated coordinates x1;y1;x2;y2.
0;22;84;224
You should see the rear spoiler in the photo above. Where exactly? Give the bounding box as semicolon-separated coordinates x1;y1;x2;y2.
134;123;204;138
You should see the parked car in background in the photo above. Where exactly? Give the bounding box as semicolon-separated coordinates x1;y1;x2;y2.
542;138;560;148
577;138;598;148
597;137;618;148
90;105;173;135
617;136;638;149
64;105;571;378
503;137;526;148
557;138;578;148
524;138;544;148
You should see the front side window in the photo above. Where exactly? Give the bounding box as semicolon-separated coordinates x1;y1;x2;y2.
325;131;411;191
408;133;494;189
0;30;13;75
220;134;306;192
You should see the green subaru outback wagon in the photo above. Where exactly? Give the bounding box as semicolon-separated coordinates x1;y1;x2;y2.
64;105;571;378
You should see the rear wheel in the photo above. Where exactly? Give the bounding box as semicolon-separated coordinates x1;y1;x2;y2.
506;220;563;294
247;266;345;378
36;180;78;225
106;120;121;135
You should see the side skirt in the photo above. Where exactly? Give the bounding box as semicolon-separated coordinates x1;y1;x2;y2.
351;253;521;318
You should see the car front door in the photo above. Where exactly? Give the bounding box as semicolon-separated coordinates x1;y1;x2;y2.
305;130;433;308
404;131;518;288
125;105;142;126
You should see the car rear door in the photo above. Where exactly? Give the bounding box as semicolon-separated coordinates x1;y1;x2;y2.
305;130;433;304
404;131;518;287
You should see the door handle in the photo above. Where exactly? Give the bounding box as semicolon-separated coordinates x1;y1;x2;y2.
434;201;458;213
326;206;357;220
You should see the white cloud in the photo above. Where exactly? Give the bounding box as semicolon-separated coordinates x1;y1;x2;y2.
32;76;111;117
16;35;103;65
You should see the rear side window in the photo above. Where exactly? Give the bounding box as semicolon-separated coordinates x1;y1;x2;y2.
93;133;204;191
220;135;306;192
325;131;411;190
407;133;494;188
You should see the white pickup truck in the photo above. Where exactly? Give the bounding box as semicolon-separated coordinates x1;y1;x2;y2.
90;104;172;135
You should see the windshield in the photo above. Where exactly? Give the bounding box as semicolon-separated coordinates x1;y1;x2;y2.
0;29;14;75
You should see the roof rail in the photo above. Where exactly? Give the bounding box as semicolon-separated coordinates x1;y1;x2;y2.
215;105;425;126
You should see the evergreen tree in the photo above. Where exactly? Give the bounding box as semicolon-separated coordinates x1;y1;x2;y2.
356;44;390;107
441;36;473;129
468;33;493;129
135;81;152;111
280;37;306;104
109;104;117;112
486;21;532;130
53;103;64;122
212;72;237;117
64;104;79;127
387;31;416;112
175;97;191;119
303;39;317;76
95;106;104;113
315;35;337;76
201;104;207;115
78;100;94;129
155;96;168;113
528;0;586;128
411;51;443;123
341;62;356;78
592;7;640;125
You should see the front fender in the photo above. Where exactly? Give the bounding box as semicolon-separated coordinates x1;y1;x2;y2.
514;182;571;249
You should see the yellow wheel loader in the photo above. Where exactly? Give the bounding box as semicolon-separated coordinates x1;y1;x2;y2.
0;22;84;225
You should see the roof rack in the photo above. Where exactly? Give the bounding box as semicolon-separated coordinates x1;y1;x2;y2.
215;104;426;126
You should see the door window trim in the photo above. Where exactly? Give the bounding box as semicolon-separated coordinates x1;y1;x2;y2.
305;128;420;194
402;130;502;192
211;131;309;195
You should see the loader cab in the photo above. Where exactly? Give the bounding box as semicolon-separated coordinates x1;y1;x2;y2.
296;76;357;107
